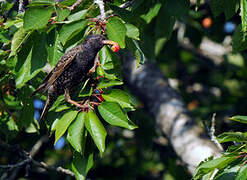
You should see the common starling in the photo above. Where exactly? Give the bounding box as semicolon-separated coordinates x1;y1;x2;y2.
31;34;119;119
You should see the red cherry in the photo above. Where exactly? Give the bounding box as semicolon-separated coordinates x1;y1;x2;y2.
111;43;120;52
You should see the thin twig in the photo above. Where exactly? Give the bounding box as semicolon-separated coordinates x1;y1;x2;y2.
68;0;83;11
0;159;30;170
94;0;106;20
32;160;75;177
30;135;49;157
18;0;24;13
210;113;224;151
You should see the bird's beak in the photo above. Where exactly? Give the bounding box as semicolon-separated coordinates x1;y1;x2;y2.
102;40;120;52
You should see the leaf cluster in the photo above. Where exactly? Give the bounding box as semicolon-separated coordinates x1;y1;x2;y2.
193;116;247;180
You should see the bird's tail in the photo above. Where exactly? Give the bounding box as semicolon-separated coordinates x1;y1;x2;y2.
40;93;57;120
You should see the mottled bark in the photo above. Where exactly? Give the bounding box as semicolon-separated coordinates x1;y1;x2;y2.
121;51;222;174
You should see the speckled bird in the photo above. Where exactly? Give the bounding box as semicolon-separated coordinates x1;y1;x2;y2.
31;35;119;119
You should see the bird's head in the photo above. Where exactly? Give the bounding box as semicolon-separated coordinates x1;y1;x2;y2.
84;35;120;53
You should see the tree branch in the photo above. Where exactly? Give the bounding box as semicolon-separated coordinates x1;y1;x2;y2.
31;160;75;177
0;159;30;170
0;138;74;178
121;51;223;174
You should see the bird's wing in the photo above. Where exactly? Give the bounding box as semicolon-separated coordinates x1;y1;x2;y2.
31;53;77;97
42;53;77;92
31;45;83;96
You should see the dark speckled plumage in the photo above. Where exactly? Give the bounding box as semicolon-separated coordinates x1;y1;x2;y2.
32;35;107;119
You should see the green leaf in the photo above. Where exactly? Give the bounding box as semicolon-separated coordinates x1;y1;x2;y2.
227;53;244;67
97;80;123;89
30;32;47;73
217;132;247;143
223;0;239;20
0;32;11;44
99;46;114;70
56;6;70;22
51;117;60;132
99;46;122;80
125;23;140;40
59;19;88;45
67;112;86;153
230;115;247;124
54;111;78;144
155;5;176;55
29;0;55;6
102;89;134;110
166;0;190;19
71;152;94;180
3;19;23;29
46;28;63;66
210;0;224;17
214;165;241;180
241;0;247;32
24;7;54;30
98;102;137;130
85;111;106;154
67;9;87;21
140;2;161;23
126;38;146;66
49;95;65;112
15;32;47;88
193;156;236;180
58;0;77;6
15;48;32;88
232;25;247;52
6;117;19;132
106;17;127;48
25;119;40;133
56;9;88;24
9;27;31;57
96;66;118;80
55;104;70;112
236;164;247;180
19;87;34;128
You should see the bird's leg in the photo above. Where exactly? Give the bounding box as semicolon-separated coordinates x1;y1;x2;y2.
65;89;82;107
65;89;92;110
88;54;100;75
